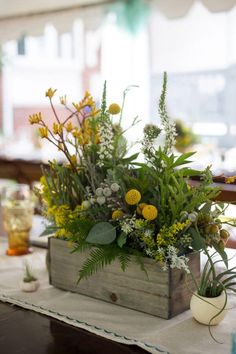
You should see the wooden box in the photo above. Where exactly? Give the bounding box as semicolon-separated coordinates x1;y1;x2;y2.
49;237;200;319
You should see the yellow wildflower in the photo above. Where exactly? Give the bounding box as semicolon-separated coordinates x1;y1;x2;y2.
66;121;73;132
90;108;100;117
137;203;147;215
125;189;141;205
54;205;71;226
45;88;57;99
112;210;124;220
70;154;77;166
53;123;63;135
108;103;121;115
60;95;67;105
29;112;42;125
142;205;158;221
156;220;190;248
58;143;63;151
38;127;48;138
72;102;82;112
225;176;236;184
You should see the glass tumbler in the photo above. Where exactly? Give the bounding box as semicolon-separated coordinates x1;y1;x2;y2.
1;184;34;256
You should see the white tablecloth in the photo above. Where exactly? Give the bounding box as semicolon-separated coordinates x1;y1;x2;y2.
0;238;236;354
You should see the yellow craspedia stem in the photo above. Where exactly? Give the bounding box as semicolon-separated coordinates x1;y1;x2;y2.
112;210;124;220
108;103;121;115
125;189;141;205
142;205;158;221
137;203;147;215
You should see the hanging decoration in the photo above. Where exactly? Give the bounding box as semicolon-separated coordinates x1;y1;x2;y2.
111;0;150;34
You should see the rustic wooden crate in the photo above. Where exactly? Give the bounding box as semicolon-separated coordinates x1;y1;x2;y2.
49;237;200;319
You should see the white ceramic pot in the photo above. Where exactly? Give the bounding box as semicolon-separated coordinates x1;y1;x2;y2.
190;291;227;325
20;280;39;292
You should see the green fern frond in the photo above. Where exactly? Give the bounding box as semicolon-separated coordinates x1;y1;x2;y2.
131;250;149;279
118;253;131;272
71;241;93;254
78;246;119;282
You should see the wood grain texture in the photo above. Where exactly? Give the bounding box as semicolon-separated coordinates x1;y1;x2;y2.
49;238;200;319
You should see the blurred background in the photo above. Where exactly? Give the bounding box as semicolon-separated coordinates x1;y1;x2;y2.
1;0;236;179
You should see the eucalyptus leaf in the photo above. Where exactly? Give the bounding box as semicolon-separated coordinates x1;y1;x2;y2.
86;222;116;245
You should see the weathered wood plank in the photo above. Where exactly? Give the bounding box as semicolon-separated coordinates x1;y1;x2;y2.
49;237;200;319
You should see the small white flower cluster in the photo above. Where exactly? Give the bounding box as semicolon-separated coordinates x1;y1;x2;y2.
97;119;114;167
158;246;190;273
141;124;161;163
120;215;137;234
167;245;190;273
141;135;155;162
145;249;154;257
161;118;177;153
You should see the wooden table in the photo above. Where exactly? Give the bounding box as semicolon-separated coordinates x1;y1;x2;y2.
0;156;45;186
0;302;148;354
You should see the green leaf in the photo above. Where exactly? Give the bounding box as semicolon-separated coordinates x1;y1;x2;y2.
172;152;195;168
121;152;139;164
117;232;127;248
189;227;205;250
200;202;212;214
118;253;130;271
212;241;228;268
78;246;118;282
86;222;116;245
40;226;59;237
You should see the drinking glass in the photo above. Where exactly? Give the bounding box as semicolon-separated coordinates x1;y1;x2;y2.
1;184;34;256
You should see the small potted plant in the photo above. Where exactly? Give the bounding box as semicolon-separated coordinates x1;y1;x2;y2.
20;262;39;292
190;247;236;327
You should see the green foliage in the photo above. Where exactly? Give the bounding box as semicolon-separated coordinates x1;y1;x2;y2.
86;222;117;245
23;262;37;283
78;245;129;281
198;250;236;298
117;232;127;248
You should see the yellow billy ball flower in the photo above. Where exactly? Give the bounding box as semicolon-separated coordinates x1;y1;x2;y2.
125;189;141;205
142;205;158;221
112;210;124;220
108;103;121;115
137;203;147;215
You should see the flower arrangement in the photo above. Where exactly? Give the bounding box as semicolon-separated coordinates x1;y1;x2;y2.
30;73;231;282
